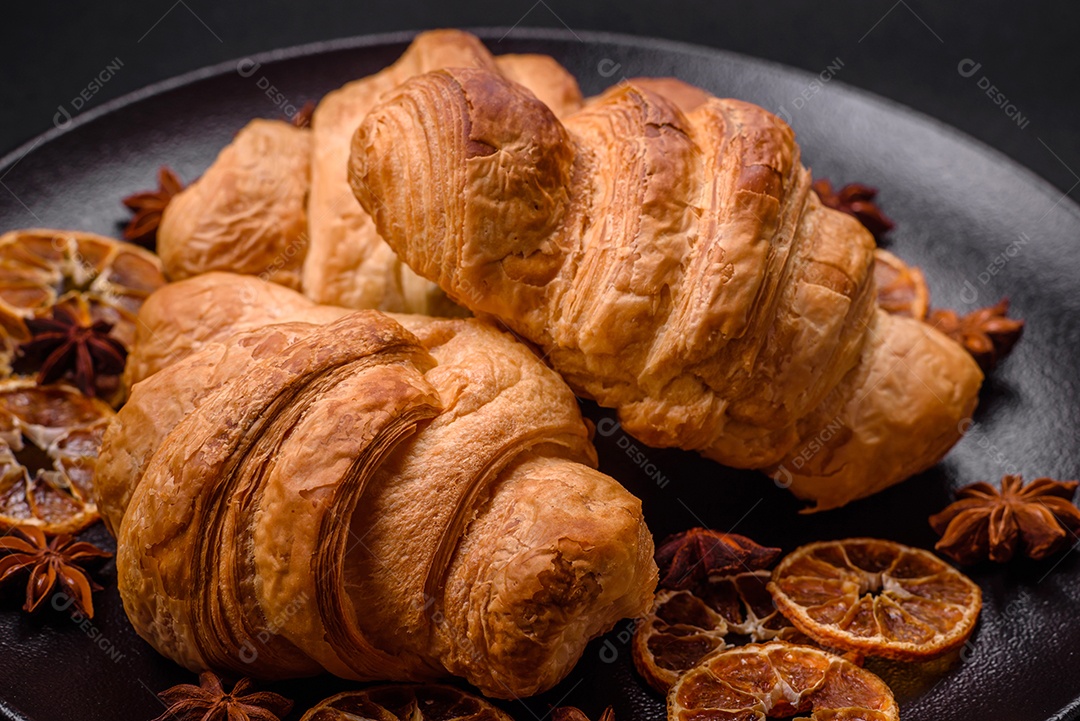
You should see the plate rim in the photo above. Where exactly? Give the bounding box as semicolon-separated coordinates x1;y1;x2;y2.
1;26;1077;229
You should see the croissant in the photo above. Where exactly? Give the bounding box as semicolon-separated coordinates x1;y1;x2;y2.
158;30;582;314
95;272;656;698
158;119;311;290
348;67;985;510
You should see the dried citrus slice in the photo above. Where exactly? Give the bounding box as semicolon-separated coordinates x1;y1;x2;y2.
0;378;114;533
633;571;804;693
0;229;165;396
299;684;514;721
668;642;898;721
768;538;981;661
874;248;929;319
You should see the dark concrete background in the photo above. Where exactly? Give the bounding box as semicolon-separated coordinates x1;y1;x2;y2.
1;1;1077;196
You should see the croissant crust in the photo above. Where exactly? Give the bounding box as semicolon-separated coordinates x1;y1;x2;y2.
349;67;984;509
97;273;656;697
158;30;584;314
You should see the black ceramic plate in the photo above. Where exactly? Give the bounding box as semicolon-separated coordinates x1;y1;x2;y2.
1;28;1079;721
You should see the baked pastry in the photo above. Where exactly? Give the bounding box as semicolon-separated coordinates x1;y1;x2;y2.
307;31;583;313
158;30;582;315
158;119;310;290
96;272;656;697
120;272;346;388
348;67;984;510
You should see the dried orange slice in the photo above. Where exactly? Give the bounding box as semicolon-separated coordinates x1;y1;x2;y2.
0;378;114;533
874;248;929;320
668;642;898;721
632;571;804;693
0;229;165;397
768;538;981;661
299;684;513;721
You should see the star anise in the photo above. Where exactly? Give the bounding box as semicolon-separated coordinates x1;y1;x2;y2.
927;298;1024;372
291;100;315;129
0;525;111;617
813;178;895;242
655;528;781;591
121;166;184;247
930;475;1080;564
552;707;615;721
152;671;293;721
16;301;127;398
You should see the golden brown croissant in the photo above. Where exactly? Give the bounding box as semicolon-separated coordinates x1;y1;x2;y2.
348;67;984;510
158;119;310;290
307;31;582;313
96;272;655;697
158;30;582;315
